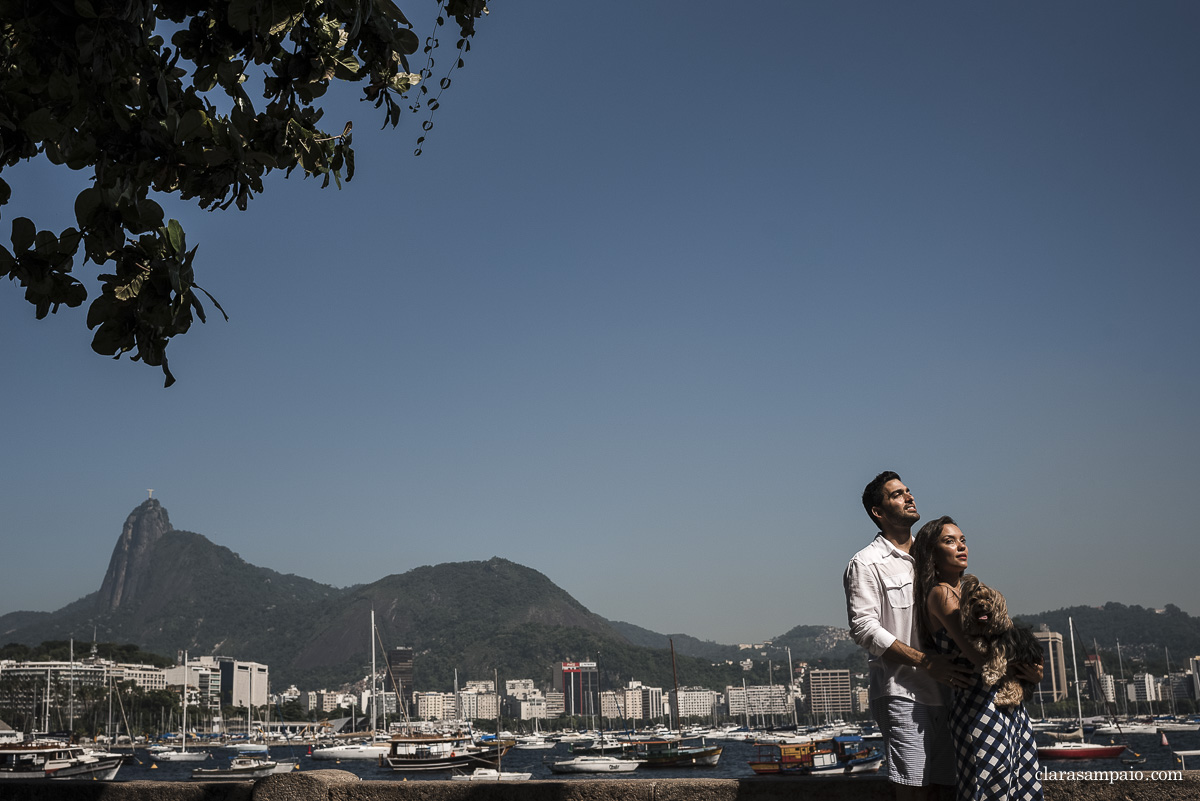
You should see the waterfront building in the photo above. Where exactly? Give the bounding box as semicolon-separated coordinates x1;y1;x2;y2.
808;669;852;717
385;647;414;715
519;697;548;720
1033;627;1068;703
413;691;450;720
639;685;664;721
1128;673;1157;703
505;679;536;700
163;662;221;710
620;684;644;722
855;686;870;713
196;656;268;709
545;690;565;717
559;661;599;716
1191;657;1200;701
1084;655;1113;702
464;680;494;693
726;684;792;717
669;686;720;721
600;690;621;719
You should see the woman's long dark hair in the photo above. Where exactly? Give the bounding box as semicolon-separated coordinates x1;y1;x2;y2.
912;515;957;648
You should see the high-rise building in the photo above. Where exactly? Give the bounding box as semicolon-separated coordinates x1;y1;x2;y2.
559;661;599;716
386;647;414;715
1033;627;1067;703
808;669;852;717
213;657;268;709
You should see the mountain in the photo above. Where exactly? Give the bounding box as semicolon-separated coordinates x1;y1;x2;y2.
0;501;788;690
3;500;1196;691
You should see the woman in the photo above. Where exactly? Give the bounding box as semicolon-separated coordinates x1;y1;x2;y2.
912;515;1043;801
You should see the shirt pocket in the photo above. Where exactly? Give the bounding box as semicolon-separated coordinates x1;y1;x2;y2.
882;573;914;609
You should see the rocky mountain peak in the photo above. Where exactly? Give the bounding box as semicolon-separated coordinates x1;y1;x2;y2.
97;499;173;611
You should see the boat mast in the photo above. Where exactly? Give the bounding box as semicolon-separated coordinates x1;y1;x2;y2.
1165;648;1177;717
1115;640;1129;718
1068;618;1084;732
669;639;680;736
371;610;377;736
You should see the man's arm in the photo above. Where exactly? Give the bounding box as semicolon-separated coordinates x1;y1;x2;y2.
881;639;974;686
844;559;972;686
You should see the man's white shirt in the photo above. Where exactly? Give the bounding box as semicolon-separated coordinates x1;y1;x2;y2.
844;533;945;705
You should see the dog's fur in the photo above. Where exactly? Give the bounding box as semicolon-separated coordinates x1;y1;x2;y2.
959;574;1044;707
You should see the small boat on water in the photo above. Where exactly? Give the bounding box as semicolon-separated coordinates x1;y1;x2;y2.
450;767;532;781
624;738;723;768
377;732;510;772
1037;741;1128;760
748;736;883;776
547;754;643;773
191;755;278;781
310;741;390;760
0;741;124;781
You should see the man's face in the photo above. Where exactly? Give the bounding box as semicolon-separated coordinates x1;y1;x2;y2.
873;479;919;529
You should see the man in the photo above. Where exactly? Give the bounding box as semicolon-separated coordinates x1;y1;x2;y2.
844;471;971;800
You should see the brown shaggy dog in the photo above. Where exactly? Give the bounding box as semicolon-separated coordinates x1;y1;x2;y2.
959;575;1044;707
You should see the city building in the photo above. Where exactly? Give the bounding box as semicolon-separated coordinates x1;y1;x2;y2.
726;684;793;717
1033;627;1068;703
808;669;852;717
545;690;565;717
559;661;599;716
669;686;720;721
1128;673;1157;703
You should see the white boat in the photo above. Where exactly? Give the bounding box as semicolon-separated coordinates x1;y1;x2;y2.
547;755;643;773
310;741;390;760
191;755;277;781
154;650;209;763
269;758;299;773
0;741;124;781
450;767;532;781
151;747;210;762
514;735;556;750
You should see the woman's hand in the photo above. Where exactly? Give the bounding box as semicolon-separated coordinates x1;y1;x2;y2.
1010;661;1043;684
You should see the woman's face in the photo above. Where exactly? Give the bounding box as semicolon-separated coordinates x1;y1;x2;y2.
935;523;968;578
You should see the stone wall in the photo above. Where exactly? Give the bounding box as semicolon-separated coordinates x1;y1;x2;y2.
2;770;1199;801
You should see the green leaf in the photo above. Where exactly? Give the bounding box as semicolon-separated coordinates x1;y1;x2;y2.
11;218;36;253
74;188;103;227
177;109;209;142
165;220;185;256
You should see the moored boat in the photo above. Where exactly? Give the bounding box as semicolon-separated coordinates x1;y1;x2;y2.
377;732;509;772
546;754;642;773
0;741;124;781
191;755;277;781
624;738;722;767
450;767;532;781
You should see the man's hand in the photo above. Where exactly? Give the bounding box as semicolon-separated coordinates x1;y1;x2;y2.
922;653;975;689
1011;661;1043;684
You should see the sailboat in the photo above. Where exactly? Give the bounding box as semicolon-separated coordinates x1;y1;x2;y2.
1036;619;1126;761
153;652;209;762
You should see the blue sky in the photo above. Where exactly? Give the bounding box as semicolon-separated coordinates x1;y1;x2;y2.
3;1;1198;646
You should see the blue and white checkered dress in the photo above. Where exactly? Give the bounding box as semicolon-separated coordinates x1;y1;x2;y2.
933;628;1043;801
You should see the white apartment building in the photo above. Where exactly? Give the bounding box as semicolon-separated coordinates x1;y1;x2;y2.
669;687;720;720
726;684;793;716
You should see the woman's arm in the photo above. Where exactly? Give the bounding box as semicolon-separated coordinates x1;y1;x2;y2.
926;585;987;668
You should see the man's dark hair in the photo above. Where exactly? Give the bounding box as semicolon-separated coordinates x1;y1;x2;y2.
862;471;901;529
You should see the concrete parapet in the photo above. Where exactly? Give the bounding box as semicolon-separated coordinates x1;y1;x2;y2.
2;773;1199;801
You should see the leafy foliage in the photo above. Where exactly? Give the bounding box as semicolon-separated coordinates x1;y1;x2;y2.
0;0;487;385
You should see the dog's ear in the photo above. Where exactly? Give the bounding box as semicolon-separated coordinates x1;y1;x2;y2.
960;574;980;596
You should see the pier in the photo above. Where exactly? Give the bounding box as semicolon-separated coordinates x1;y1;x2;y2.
2;770;1200;801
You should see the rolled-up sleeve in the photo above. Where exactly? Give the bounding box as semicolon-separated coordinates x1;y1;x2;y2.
844;559;897;657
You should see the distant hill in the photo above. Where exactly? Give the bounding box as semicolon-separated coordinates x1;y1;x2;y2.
0;501;764;690
2;500;1196;690
1015;603;1200;672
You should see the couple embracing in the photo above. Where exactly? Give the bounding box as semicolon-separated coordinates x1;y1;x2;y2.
843;471;1044;801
